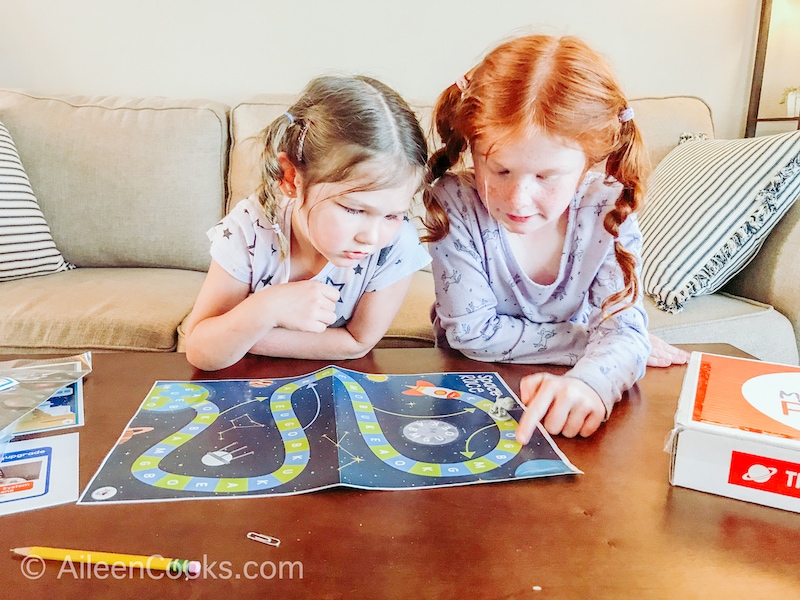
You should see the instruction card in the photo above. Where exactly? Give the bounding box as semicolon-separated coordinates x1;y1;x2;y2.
0;432;79;516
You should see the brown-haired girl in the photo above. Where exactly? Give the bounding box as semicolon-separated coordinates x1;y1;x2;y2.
184;75;430;370
424;35;687;440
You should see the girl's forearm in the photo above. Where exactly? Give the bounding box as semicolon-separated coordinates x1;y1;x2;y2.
248;326;373;360
184;296;280;370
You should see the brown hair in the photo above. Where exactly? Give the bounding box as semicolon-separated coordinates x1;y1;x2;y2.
258;75;428;256
423;35;649;316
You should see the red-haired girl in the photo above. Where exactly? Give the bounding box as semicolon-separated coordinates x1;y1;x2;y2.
424;35;687;440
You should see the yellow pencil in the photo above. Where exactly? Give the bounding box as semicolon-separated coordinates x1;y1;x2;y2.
11;546;201;575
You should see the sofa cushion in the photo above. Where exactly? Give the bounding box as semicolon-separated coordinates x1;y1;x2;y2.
0;268;206;353
724;190;800;358
227;94;301;212
0;90;229;272
228;95;435;236
0;119;73;281
628;96;715;166
646;294;798;365
640;130;800;313
376;270;436;348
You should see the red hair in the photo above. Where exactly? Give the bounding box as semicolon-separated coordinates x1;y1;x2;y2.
423;34;649;316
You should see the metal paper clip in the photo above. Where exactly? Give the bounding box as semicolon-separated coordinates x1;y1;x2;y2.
247;531;280;547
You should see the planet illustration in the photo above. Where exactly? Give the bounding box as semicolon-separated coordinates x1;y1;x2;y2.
742;464;778;483
514;459;573;478
366;374;388;382
249;379;274;388
118;426;154;444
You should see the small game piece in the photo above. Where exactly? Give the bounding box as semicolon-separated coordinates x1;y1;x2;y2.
488;396;516;421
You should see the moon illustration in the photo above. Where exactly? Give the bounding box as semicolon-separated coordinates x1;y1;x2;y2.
402;420;459;445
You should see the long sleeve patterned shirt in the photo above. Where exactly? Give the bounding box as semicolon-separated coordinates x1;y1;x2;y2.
430;173;650;416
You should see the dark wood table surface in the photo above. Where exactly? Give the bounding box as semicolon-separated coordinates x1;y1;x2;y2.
3;345;799;599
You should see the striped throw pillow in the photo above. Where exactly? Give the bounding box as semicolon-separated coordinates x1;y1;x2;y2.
0;120;73;281
640;130;800;313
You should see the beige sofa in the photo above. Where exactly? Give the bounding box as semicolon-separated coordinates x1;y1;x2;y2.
1;89;798;364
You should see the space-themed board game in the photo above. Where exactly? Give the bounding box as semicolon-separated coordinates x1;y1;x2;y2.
78;366;580;504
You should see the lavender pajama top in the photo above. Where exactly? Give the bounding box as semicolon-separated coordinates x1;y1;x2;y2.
430;173;651;416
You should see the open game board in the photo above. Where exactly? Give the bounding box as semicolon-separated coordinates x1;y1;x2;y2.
79;367;580;504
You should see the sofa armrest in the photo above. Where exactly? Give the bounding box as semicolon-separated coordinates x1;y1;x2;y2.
724;195;800;355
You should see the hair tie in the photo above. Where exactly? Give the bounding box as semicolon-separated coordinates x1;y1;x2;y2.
271;222;282;235
618;107;635;123
296;121;310;163
284;112;295;124
455;76;469;93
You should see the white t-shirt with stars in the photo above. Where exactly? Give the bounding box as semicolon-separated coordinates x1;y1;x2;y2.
430;173;651;417
208;194;431;327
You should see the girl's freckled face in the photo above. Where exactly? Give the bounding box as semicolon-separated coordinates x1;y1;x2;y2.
472;132;587;235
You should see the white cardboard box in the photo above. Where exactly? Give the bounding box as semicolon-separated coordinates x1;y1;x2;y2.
669;352;800;513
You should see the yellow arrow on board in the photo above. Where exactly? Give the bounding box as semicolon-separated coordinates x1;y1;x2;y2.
461;424;495;458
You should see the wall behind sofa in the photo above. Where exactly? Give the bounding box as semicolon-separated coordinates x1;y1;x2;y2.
0;0;761;139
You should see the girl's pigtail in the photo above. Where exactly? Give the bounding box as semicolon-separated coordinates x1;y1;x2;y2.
257;113;296;258
422;83;469;243
601;116;649;317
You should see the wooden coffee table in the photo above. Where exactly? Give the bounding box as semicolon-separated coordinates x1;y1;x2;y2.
3;345;800;598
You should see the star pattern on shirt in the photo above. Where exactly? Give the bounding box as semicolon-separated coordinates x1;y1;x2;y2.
261;275;273;287
353;265;363;275
325;277;346;303
377;245;394;267
223;228;232;239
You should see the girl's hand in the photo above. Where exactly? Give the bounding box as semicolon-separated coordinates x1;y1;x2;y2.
515;373;605;442
262;281;340;332
647;334;690;367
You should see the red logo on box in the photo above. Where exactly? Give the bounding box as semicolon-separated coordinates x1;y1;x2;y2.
0;480;33;494
729;451;800;498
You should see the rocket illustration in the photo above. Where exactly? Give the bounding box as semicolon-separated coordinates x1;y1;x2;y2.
402;381;463;399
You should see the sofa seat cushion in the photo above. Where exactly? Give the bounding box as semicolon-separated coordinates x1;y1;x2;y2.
376;270;436;348
0;268;206;353
646;293;798;365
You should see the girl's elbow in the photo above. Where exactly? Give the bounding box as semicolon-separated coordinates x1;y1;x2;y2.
186;350;223;372
185;340;234;372
447;337;497;362
343;336;379;359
